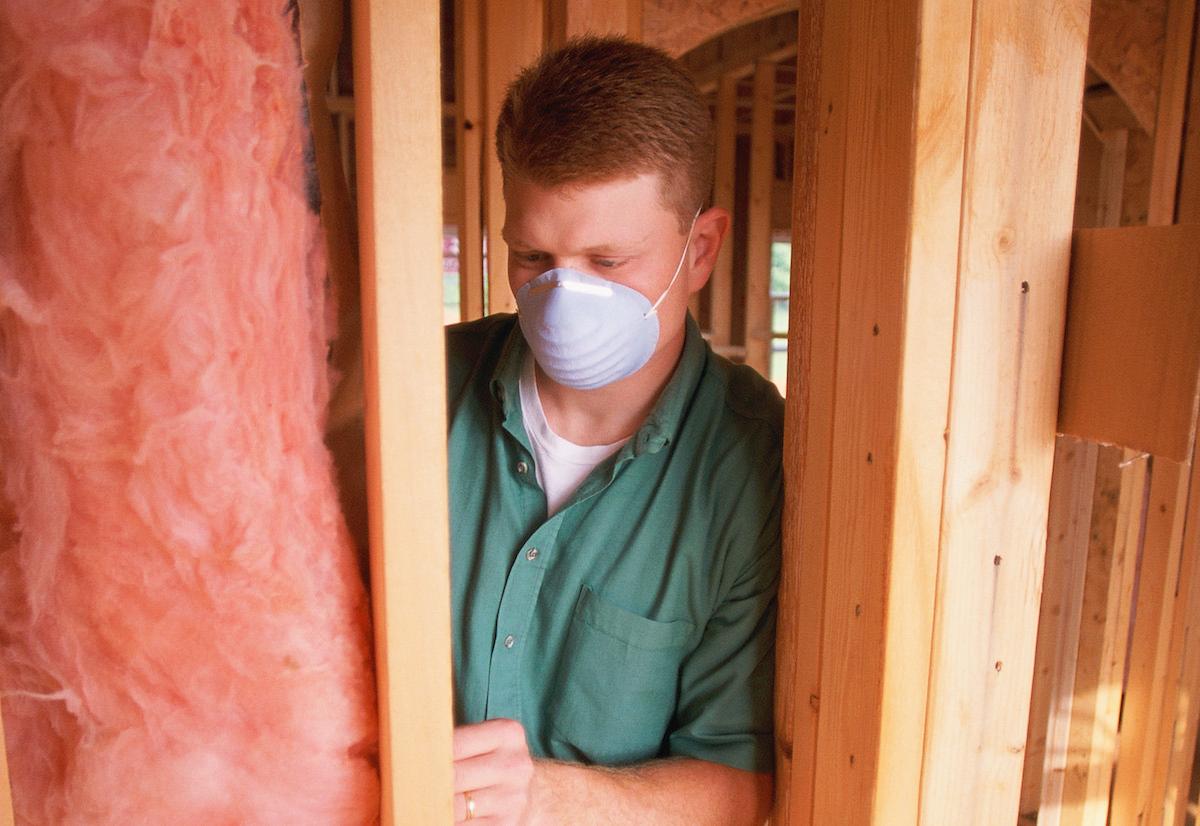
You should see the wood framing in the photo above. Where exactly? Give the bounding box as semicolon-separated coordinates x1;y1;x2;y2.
774;0;1090;823
743;60;774;377
547;0;642;47
709;73;737;347
482;0;544;315
1109;456;1190;825
455;0;485;321
352;0;454;821
0;703;11;826
1019;438;1098;821
1148;0;1197;225
1047;448;1146;826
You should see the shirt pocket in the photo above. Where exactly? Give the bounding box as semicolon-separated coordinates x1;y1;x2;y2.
546;585;695;766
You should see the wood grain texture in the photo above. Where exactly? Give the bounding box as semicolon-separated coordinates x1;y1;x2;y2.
743;60;775;376
1020;99;1126;825
1057;224;1200;462
709;73;737;347
774;0;968;822
642;0;793;56
351;0;455;821
1018;438;1099;821
917;0;1091;822
547;0;642;46
0;698;11;826
455;0;485;321
1109;457;1190;826
483;0;544;314
1050;448;1145;826
1148;0;1197;225
1087;0;1167;133
301;0;364;438
1160;439;1200;826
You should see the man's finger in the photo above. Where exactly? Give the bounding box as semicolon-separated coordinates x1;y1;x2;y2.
454;752;515;793
452;718;525;760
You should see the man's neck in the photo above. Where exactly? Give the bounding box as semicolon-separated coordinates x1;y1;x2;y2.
533;325;687;447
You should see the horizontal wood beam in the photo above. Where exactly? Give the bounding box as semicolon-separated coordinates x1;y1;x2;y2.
680;11;798;92
1057;224;1200;462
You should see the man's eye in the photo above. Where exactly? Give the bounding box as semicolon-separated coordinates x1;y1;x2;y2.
594;258;621;269
515;252;544;265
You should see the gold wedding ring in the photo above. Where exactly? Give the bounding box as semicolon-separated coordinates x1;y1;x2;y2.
465;791;476;820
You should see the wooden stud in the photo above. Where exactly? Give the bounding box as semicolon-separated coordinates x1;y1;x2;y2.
351;0;455;821
1019;100;1129;824
455;0;485;322
774;0;973;821
1018;438;1099;822
743;60;774;377
1109;456;1190;826
0;699;11;826
547;0;642;47
1148;0;1197;225
482;0;544;315
300;0;364;435
1045;448;1145;826
1180;1;1200;223
1153;16;1200;822
709;73;737;348
1159;442;1200;826
915;1;1089;821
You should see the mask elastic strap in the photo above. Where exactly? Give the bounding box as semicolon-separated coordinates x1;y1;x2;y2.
646;206;703;317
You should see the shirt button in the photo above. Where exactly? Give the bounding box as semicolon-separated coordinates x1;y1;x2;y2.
526;547;539;561
516;461;529;475
503;634;516;649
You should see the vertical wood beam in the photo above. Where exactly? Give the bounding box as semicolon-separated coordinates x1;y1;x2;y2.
743;60;774;377
1160;444;1200;826
352;0;454;821
547;0;643;48
1019;438;1099;822
1020;117;1126;823
774;0;1089;823
302;0;364;434
776;0;972;821
455;0;485;321
1148;0;1198;225
1154;17;1200;821
1110;9;1198;823
0;701;12;826
710;73;737;347
1110;456;1190;826
482;0;544;315
917;1;1089;820
1050;449;1146;826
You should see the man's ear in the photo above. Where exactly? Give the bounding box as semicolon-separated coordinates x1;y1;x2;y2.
686;206;731;294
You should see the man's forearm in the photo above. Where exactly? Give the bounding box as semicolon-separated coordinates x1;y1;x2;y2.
528;756;772;826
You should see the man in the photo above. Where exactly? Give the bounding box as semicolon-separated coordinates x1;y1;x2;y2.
446;36;782;825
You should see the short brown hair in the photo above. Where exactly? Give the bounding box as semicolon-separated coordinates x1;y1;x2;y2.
495;36;713;230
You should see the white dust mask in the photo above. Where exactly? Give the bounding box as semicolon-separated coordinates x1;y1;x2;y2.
515;209;700;390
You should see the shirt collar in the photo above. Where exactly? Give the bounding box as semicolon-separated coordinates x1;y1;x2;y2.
489;313;708;457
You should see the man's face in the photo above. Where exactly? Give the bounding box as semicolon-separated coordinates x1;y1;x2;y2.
502;172;719;364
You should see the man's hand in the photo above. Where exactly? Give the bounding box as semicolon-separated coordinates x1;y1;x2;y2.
453;718;535;824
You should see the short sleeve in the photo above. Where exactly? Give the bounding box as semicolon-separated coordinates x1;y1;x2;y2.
666;486;781;774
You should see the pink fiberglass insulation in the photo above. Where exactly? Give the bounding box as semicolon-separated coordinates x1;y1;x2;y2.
0;1;379;823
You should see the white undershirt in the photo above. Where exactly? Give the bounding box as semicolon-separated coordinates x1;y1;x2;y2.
518;353;629;516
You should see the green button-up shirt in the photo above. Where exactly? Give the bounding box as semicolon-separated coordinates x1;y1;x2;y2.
446;313;782;773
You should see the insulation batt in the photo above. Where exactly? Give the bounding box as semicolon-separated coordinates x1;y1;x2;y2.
0;1;380;822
